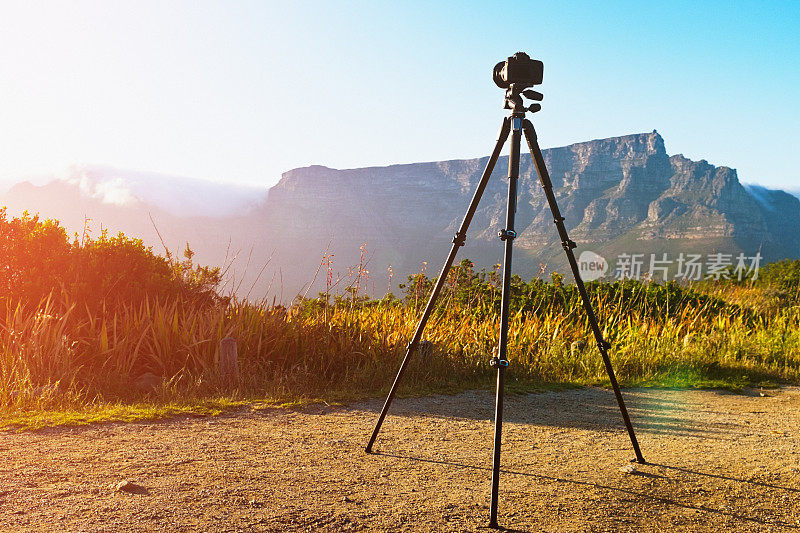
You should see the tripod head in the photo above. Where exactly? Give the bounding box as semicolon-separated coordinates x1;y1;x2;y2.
493;52;544;114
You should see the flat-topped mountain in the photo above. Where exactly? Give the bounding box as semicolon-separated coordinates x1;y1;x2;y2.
3;132;798;299
261;130;799;290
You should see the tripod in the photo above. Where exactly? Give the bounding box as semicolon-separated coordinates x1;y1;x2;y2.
365;55;645;529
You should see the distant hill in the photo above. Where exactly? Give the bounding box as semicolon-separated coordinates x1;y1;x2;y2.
3;132;799;300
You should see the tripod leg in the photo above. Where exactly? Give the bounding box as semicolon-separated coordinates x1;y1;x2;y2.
522;119;645;464
365;117;511;454
489;114;523;529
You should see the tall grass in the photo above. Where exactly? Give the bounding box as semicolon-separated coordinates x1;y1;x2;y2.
2;275;799;423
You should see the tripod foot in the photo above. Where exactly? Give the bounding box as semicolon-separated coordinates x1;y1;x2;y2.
631;456;647;464
488;520;500;530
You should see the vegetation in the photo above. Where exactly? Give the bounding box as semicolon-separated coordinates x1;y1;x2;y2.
0;208;223;314
759;259;800;304
1;209;799;429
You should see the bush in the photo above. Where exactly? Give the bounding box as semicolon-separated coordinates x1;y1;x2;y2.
759;259;800;301
0;207;222;314
398;257;744;322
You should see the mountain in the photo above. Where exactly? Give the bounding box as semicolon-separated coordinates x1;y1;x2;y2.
257;130;800;291
2;132;799;300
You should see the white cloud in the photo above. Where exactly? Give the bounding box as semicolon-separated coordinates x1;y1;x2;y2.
53;164;268;218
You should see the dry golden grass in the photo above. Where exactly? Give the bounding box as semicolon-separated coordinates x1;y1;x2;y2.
1;279;798;429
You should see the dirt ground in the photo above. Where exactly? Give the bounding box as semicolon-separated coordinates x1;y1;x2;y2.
2;387;800;532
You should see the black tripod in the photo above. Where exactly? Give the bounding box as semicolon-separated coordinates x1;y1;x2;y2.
365;53;645;529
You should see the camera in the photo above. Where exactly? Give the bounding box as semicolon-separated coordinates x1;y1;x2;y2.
493;52;543;89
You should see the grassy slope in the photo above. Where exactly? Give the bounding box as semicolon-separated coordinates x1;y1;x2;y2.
2;278;798;431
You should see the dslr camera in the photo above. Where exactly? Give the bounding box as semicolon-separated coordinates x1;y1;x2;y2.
493;52;543;89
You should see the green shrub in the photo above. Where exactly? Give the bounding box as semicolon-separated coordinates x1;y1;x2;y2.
398;257;745;322
759;259;800;303
0;207;223;315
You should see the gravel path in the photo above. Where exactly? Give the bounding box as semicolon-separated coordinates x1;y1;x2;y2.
2;387;800;532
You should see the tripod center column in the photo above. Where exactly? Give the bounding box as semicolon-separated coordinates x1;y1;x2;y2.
497;112;522;364
489;110;524;528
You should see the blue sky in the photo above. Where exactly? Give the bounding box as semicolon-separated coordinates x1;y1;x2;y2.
0;0;797;189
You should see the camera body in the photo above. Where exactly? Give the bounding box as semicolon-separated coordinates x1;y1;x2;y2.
493;52;543;89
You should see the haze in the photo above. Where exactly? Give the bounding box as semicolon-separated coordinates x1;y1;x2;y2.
0;0;798;193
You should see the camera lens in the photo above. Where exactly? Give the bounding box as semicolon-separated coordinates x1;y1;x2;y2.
493;62;510;89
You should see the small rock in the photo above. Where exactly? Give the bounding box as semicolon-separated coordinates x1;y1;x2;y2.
570;340;586;356
342;496;353;503
619;464;638;474
116;480;148;495
134;373;163;393
418;340;433;357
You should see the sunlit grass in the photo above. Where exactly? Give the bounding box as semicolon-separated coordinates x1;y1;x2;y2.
1;277;799;430
0;398;244;432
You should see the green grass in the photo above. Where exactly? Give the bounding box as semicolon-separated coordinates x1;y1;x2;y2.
4;210;798;431
2;273;799;431
0;398;246;432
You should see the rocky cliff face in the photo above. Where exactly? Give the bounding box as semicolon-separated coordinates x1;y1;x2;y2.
261;130;800;293
3;132;798;299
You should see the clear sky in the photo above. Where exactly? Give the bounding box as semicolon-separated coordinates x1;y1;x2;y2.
0;0;797;190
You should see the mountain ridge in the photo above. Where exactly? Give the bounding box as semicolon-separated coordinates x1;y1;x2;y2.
2;131;798;300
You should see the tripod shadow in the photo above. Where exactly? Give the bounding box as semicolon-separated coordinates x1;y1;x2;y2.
374;451;799;529
362;387;755;440
647;462;800;493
